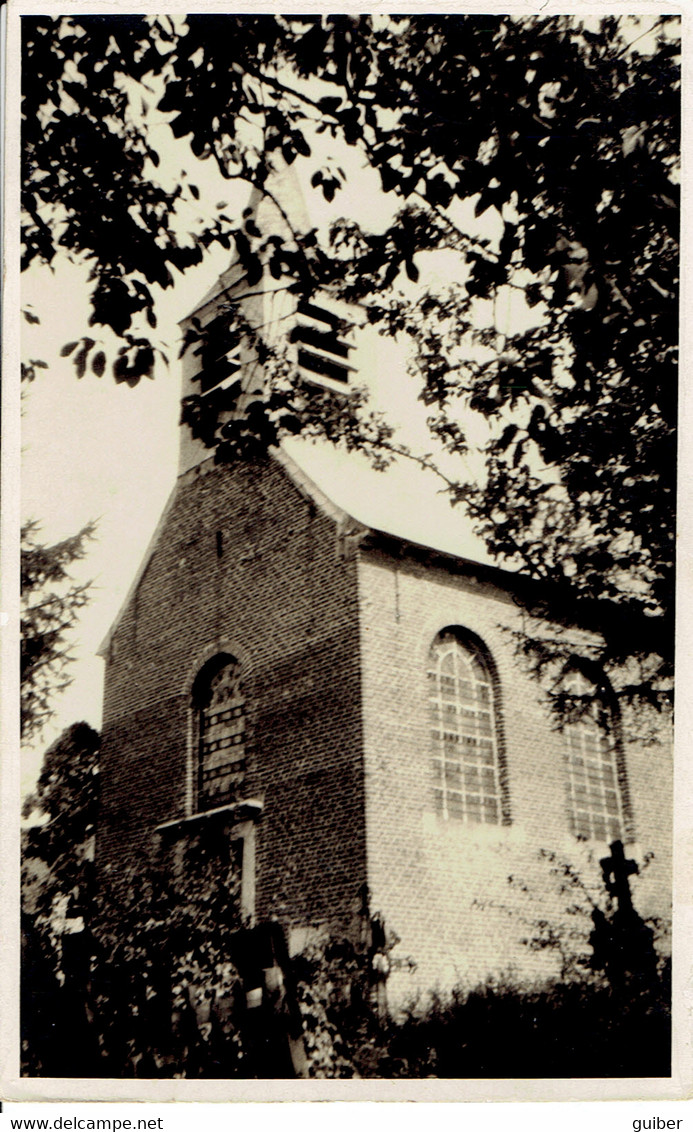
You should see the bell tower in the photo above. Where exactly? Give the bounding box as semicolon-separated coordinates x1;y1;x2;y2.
177;159;360;475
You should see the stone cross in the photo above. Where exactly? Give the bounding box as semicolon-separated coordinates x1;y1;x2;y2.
600;839;638;915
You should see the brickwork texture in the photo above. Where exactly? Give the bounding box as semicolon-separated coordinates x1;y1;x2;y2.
98;454;367;935
98;453;672;1001
357;545;672;999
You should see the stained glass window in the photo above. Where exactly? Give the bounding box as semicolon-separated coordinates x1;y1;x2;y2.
428;631;502;824
562;670;625;842
198;658;246;812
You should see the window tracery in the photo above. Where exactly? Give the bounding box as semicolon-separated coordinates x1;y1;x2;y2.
562;669;626;842
428;630;503;824
197;657;246;812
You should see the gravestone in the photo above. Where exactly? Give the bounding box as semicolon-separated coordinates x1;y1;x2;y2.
589;840;658;991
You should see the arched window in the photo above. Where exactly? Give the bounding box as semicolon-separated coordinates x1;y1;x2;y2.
562;669;626;842
428;630;503;824
195;656;246;812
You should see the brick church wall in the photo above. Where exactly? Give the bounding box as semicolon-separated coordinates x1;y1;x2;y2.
356;543;673;999
97;451;672;998
98;455;367;933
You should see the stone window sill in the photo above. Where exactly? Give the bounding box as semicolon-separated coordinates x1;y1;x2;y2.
156;798;264;833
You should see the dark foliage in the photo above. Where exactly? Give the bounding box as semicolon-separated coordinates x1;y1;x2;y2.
354;974;671;1079
22;723;100;859
23;827;671;1079
287;927;671;1079
21;15;678;716
292;843;671;1079
21;524;96;742
20;910;64;1077
21;723;100;1073
88;827;245;1078
22;816;249;1078
22;722;669;1080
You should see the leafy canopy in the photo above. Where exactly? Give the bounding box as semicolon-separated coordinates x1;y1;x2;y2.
21;15;679;711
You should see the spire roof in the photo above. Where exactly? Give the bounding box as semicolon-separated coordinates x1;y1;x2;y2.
184;157;311;323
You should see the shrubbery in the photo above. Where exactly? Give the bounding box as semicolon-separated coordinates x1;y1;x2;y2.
22;906;671;1079
291;938;671;1079
22;736;671;1082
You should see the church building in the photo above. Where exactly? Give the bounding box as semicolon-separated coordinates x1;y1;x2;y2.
96;173;672;1001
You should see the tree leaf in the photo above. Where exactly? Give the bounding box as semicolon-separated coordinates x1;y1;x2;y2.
75;347;88;379
91;351;106;377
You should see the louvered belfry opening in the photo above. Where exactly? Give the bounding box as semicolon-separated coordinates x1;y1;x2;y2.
196;311;242;396
193;297;356;403
291;299;356;386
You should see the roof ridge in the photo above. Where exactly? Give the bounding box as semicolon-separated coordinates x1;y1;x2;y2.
269;445;366;533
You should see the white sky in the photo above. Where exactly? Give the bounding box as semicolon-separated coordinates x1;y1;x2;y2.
20;115;238;789
5;6;692;1117
18;140;498;796
17;11;679;797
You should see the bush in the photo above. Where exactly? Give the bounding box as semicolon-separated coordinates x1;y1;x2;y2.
23;828;671;1079
294;964;671;1079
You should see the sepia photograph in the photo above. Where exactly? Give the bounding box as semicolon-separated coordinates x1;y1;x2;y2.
9;1;684;1095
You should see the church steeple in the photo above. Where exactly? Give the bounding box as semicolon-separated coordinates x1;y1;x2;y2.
178;157;358;475
244;156;311;242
